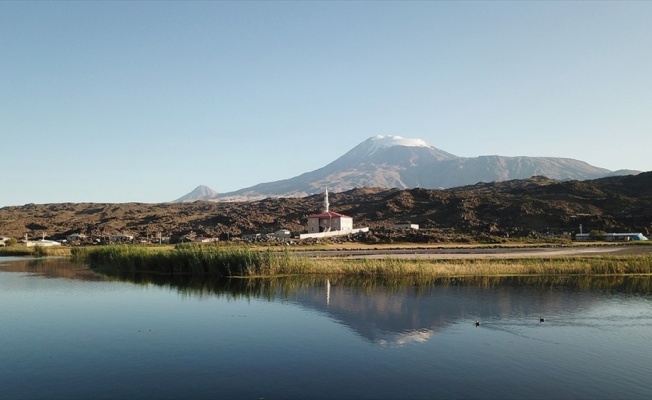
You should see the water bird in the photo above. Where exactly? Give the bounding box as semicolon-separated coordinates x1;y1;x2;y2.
475;321;481;327
540;317;545;323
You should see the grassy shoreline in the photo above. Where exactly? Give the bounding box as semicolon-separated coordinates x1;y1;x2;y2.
69;243;652;278
2;239;649;258
0;246;71;257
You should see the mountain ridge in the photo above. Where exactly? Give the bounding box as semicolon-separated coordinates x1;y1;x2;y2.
175;135;639;202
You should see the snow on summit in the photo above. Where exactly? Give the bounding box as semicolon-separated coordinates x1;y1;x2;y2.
366;135;432;156
373;135;432;148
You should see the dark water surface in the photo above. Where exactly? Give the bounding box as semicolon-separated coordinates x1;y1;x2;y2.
1;257;652;400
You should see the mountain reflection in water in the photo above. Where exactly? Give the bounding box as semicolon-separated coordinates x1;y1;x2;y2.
91;264;652;346
3;257;651;347
2;257;652;400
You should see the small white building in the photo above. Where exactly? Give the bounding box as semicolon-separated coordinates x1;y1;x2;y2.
575;232;648;241
300;188;369;240
306;188;353;233
307;211;353;233
0;236;11;246
194;236;218;243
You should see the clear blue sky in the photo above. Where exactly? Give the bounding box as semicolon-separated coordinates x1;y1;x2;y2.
2;1;651;206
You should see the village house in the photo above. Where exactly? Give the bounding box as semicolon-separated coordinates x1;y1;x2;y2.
67;233;87;242
109;233;134;243
241;233;262;241
273;229;292;239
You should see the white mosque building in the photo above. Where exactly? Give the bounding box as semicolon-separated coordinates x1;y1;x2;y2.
299;188;369;240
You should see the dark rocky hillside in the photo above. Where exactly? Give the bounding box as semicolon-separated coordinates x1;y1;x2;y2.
1;173;651;243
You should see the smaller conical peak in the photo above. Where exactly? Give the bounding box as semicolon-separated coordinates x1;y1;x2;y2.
192;185;218;195
174;185;219;202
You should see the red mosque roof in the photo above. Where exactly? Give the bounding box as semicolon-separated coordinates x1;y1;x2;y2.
307;211;351;219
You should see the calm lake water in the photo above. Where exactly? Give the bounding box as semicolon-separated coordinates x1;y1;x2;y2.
1;257;652;400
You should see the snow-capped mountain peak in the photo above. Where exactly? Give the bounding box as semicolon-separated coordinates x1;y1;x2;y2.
173;135;637;202
366;135;432;156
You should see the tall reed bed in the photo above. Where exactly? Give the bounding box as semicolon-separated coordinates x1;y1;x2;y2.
78;243;311;276
76;244;652;278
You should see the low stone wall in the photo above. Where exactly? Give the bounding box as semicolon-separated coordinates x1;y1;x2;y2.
299;227;369;240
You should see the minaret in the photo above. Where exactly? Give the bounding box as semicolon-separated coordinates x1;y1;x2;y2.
326;279;330;306
324;187;330;213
